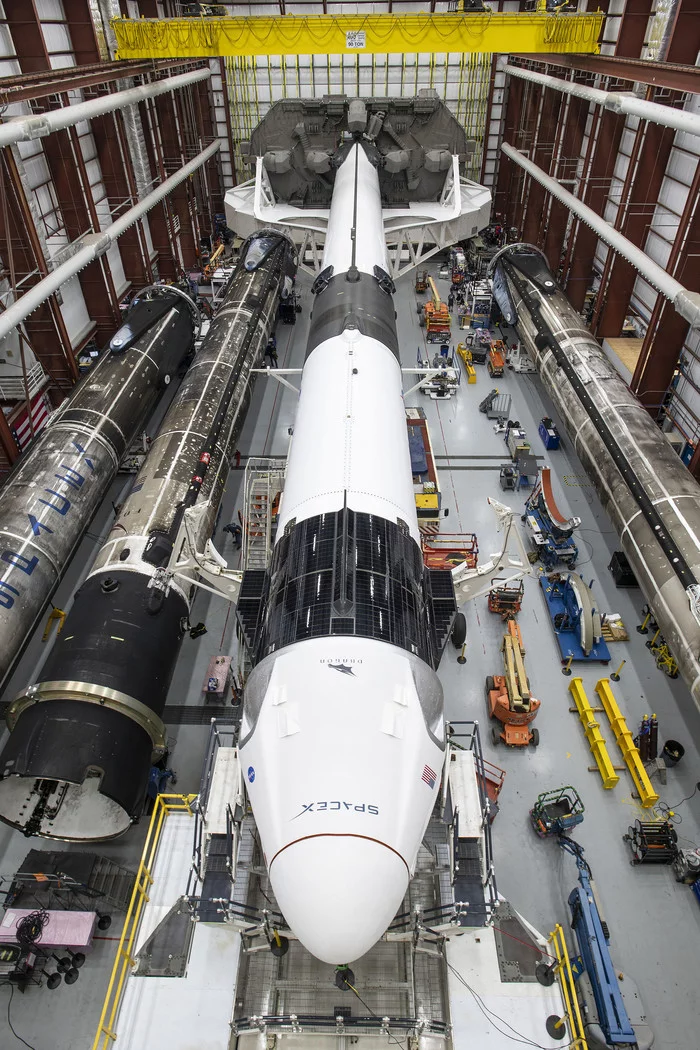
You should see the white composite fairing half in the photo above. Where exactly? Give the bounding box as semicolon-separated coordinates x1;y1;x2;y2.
239;142;452;966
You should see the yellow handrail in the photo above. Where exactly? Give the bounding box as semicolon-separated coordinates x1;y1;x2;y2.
92;794;196;1050
549;923;589;1049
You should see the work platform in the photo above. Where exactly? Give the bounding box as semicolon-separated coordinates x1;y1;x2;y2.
90;724;568;1050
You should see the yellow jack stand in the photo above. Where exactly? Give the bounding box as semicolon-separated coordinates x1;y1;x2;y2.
42;606;66;642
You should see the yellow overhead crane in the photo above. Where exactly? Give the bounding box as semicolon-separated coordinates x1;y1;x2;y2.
111;13;604;60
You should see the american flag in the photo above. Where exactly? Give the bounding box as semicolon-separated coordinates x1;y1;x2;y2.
421;764;437;789
12;393;51;451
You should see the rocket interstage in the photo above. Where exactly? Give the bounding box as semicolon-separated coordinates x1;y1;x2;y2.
0;232;295;841
237;145;456;964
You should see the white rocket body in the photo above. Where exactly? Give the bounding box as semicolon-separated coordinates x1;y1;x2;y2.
240;145;447;964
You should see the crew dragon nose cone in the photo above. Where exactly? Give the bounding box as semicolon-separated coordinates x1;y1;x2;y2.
270;835;409;964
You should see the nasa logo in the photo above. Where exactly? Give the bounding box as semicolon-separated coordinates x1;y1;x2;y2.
247;766;255;784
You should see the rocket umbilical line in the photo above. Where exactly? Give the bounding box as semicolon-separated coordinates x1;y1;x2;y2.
0;232;295;840
237;144;456;964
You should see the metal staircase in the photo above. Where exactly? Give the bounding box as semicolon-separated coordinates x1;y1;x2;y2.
4;850;136;913
242;457;285;571
88;855;138;912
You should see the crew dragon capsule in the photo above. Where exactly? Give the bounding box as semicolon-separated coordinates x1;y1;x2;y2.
0;289;196;688
236;144;457;965
0;232;294;840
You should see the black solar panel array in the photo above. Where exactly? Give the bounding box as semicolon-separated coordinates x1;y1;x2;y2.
236;509;456;670
425;568;458;657
236;569;268;653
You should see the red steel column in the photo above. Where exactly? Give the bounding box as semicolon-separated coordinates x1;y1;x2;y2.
138;97;180;279
479;53;499;187
510;80;543;237
494;73;524;226
218;57;238;188
564;107;625;311
2;0;51;75
1;151;78;387
665;0;700;65
92;109;154;288
193;77;224;212
543;87;590;272
614;0;655;59
61;0;103;64
522;79;563;246
593;113;675;336
2;0;85;381
632;158;700;416
153;90;197;266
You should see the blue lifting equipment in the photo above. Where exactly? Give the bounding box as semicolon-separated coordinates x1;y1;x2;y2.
523;466;580;569
559;837;637;1046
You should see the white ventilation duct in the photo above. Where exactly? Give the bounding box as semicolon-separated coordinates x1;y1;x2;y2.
501;142;700;329
500;60;700;140
0;67;211;148
0;141;220;346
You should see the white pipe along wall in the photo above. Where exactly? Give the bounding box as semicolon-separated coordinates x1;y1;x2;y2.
0;141;220;346
500;60;700;140
0;67;211;148
501;142;700;330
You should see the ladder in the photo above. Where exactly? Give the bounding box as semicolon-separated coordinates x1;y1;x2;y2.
241;457;285;571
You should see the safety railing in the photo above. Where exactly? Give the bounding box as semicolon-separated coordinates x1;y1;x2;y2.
446;721;498;918
92;793;196;1050
548;924;589;1050
187;720;237;894
0;363;47;401
232;1014;449;1037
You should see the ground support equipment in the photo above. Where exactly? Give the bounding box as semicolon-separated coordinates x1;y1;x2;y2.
568;678;620;790
487;578;524;619
557;838;652;1050
540;574;610;663
646;629;679;678
595;679;659;808
523;467;580;568
422;533;478;571
407;407;441;535
530;787;584;837
538;417;560;449
624;819;678;865
487;619;540;747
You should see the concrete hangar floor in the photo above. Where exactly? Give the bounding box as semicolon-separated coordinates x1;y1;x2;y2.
0;264;698;1050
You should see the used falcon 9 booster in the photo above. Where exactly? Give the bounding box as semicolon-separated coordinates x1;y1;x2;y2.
0;289;196;688
0;231;294;840
493;244;700;710
236;144;457;965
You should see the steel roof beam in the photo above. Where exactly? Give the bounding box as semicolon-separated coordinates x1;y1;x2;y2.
513;53;700;95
